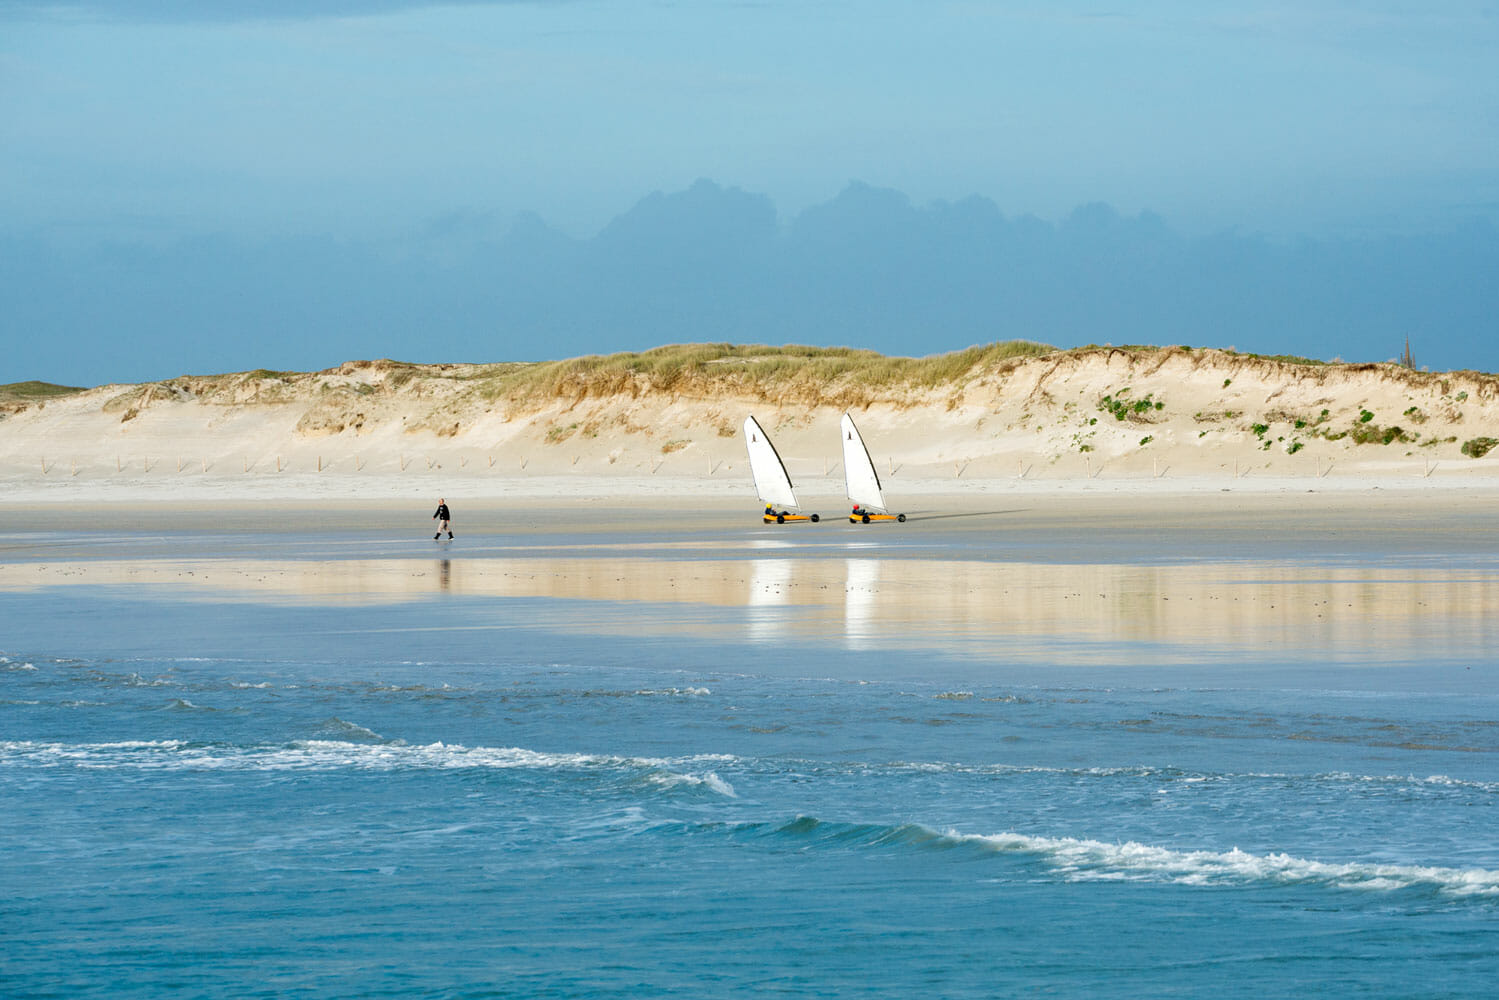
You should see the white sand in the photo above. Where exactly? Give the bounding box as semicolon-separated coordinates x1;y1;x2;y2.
4;348;1498;505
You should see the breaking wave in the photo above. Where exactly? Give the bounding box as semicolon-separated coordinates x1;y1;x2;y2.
647;770;736;797
0;739;738;796
853;760;1499;794
972;829;1499;896
314;717;391;743
765;816;1499;898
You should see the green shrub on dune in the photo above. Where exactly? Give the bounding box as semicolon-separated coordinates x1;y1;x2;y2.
1461;437;1498;459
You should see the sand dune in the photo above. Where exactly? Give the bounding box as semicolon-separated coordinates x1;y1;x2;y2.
3;345;1497;501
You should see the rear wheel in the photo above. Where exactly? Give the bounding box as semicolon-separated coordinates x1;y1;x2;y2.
776;514;785;524
897;513;906;522
810;514;820;523
861;513;871;523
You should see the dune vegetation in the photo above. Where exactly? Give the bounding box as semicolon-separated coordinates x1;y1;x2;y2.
0;381;86;407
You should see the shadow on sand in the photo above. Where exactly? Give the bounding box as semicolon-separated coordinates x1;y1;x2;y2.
900;509;1029;522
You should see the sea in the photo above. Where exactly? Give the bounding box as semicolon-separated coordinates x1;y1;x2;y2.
4;502;1498;998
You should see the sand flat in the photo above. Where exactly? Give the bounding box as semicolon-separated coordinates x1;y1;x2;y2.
3;486;1497;557
4;490;1497;677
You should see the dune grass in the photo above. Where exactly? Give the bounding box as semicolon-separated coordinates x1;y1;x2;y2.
0;381;86;405
473;341;1056;406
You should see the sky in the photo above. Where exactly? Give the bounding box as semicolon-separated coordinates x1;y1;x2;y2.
3;1;1498;385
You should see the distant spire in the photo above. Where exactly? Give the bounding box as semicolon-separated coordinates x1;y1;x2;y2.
1400;336;1415;369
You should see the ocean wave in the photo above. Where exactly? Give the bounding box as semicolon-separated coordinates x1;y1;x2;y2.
967;830;1499;897
123;673;174;688
313;717;392;744
579;687;712;698
646;770;736;797
0;739;190;768
840;759;1499;794
3;739;188;752
159;695;223;710
765;816;1499;897
0;739;740;795
159;698;216;711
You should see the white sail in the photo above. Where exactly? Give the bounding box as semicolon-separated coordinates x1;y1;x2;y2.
840;412;887;512
743;415;799;509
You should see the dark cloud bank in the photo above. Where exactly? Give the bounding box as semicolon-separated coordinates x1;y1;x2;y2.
4;180;1497;386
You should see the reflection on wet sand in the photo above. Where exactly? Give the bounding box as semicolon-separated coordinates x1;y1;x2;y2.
844;559;881;650
3;553;1495;665
746;559;794;643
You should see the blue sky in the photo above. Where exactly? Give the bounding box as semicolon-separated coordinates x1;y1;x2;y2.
7;0;1496;239
3;2;1498;383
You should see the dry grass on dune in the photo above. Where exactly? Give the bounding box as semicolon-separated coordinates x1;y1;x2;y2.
9;342;1497;421
0;381;86;408
493;342;1498;411
471;340;1057;408
5;344;1064;430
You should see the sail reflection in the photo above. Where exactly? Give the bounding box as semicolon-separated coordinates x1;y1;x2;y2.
843;559;881;650
746;559;795;642
5;553;1497;666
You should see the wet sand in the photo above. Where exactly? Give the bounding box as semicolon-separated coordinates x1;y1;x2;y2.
3;487;1497;559
4;491;1497;684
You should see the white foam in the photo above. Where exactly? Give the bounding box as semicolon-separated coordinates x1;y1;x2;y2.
0;739;190;768
826;760;1499;795
647;770;737;797
967;830;1499;897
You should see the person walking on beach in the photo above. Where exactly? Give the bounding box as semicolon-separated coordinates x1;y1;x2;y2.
433;498;453;540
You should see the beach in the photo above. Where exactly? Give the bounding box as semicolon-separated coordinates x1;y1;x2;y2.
5;354;1499;996
12;0;1498;985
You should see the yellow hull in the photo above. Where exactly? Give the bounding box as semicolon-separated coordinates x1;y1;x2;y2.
762;511;820;524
